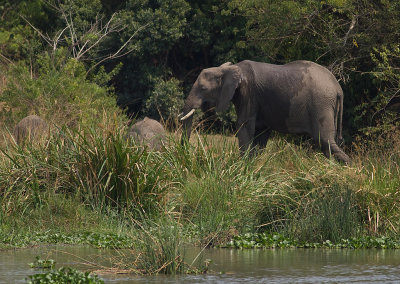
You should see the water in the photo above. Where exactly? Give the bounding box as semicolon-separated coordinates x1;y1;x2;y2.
0;245;113;283
1;246;400;283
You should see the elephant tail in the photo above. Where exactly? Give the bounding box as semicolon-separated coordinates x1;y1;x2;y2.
336;91;344;145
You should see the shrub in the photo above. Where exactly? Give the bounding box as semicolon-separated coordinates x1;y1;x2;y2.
0;48;120;129
144;77;184;122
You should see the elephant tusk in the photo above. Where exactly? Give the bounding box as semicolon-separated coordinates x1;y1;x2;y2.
180;109;195;121
178;112;184;118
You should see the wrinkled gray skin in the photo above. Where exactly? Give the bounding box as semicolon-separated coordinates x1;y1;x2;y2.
13;115;48;144
181;60;350;163
127;117;166;150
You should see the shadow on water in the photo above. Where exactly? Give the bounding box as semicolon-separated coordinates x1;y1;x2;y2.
1;245;400;283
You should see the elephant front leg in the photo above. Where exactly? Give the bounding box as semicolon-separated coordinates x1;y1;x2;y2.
236;120;256;155
254;128;272;149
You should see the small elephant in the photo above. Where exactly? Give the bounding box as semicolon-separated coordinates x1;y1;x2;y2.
180;60;350;163
127;117;166;150
13;115;48;144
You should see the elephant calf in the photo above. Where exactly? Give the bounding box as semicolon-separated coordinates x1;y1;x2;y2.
127;117;166;151
13;115;48;144
180;60;350;163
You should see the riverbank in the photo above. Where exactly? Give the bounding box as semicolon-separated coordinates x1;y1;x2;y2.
4;244;400;283
1;120;400;274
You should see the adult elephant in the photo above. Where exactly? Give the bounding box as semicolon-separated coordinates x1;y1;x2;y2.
180;60;350;163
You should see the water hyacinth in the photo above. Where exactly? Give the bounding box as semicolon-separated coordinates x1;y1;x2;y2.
26;267;104;284
223;233;400;249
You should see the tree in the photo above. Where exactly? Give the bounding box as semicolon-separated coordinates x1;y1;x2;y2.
229;0;400;136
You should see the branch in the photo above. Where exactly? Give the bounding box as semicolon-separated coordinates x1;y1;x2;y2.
343;15;357;47
85;23;150;75
21;1;149;77
0;53;14;65
53;26;69;51
75;14;117;60
20;15;53;47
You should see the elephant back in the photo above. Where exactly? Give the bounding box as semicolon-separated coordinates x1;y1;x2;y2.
13;115;48;144
127;117;166;150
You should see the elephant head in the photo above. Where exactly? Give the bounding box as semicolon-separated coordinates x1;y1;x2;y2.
180;62;242;141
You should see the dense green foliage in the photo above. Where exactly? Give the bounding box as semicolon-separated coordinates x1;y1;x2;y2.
1;50;119;126
0;0;398;134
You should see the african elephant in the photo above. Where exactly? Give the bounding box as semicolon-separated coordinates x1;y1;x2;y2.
13;115;48;144
180;60;350;163
127;117;166;150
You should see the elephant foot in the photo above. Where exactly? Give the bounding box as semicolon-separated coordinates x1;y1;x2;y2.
333;151;350;164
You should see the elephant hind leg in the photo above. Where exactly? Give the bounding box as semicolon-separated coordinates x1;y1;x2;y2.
318;138;350;164
312;112;350;164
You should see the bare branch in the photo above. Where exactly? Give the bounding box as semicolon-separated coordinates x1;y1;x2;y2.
66;10;78;58
75;14;117;60
343;15;357;47
20;15;54;48
86;23;150;75
53;26;69;51
22;0;148;77
0;53;14;65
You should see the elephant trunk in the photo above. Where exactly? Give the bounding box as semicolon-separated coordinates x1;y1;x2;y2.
180;100;198;144
180;83;204;144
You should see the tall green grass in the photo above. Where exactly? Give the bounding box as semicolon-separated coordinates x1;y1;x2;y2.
134;217;186;274
166;132;400;243
162;133;264;245
0;125;171;216
2;125;400;241
352;133;400;235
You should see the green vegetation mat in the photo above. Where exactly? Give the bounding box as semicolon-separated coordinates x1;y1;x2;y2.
0;231;133;249
224;233;400;249
27;267;104;284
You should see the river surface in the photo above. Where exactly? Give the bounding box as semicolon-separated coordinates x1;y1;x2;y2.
1;246;400;283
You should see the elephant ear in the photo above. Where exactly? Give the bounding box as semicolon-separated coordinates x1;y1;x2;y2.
216;64;242;113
